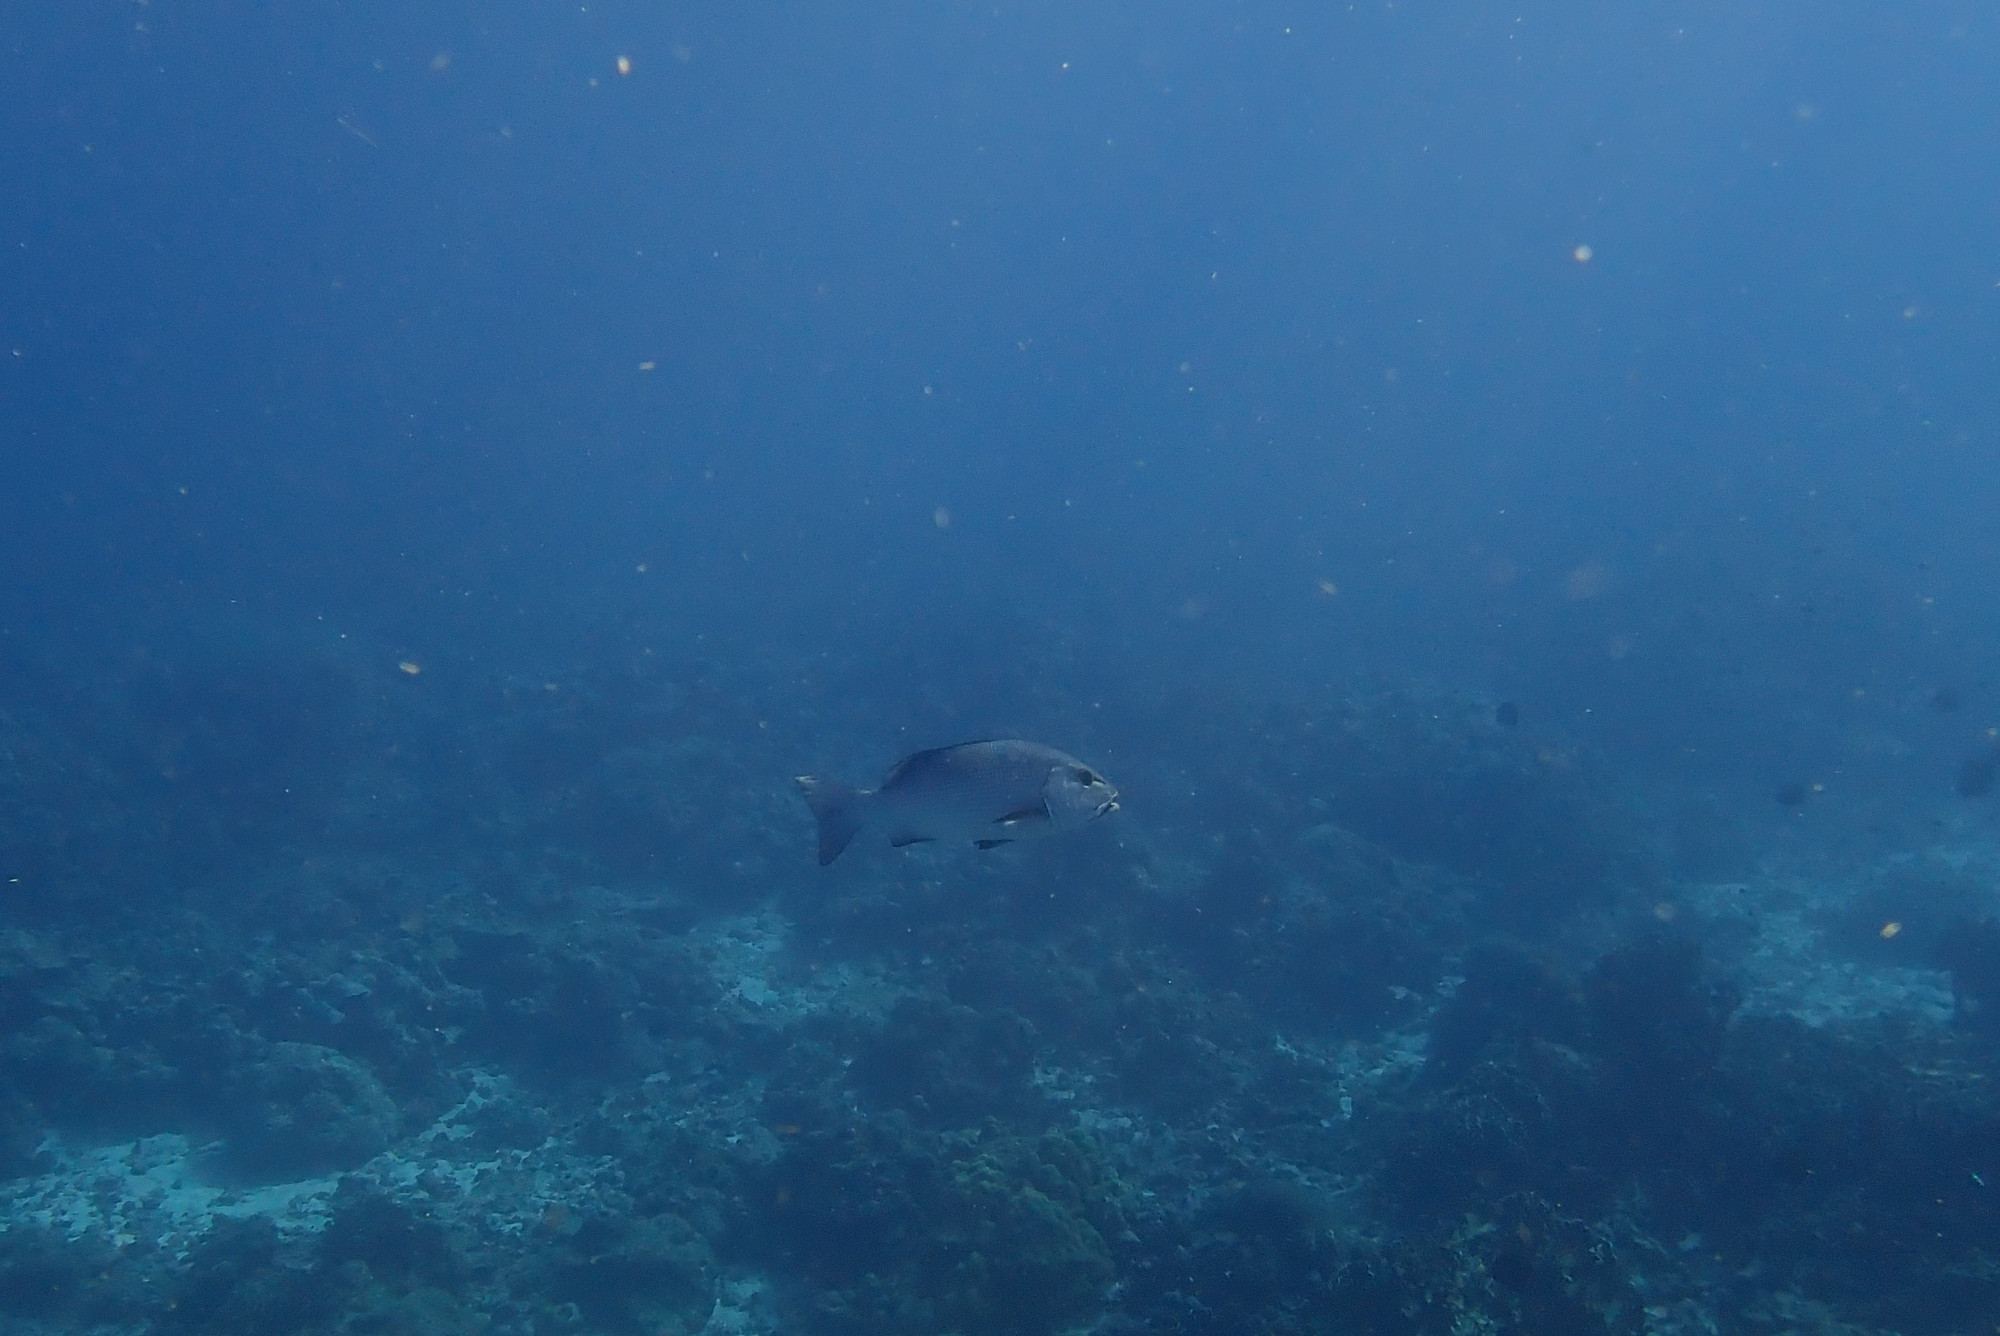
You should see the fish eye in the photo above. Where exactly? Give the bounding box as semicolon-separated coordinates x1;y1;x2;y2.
1075;768;1099;785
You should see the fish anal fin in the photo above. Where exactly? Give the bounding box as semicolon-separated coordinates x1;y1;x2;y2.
890;835;937;848
975;838;1014;850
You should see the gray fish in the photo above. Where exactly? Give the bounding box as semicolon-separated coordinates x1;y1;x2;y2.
795;739;1119;866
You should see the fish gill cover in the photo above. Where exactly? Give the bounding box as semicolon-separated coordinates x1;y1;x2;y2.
2;1;2000;1334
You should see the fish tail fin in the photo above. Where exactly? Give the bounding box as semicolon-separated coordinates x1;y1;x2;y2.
795;776;866;866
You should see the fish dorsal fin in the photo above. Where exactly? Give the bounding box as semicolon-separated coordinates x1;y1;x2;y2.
880;740;1004;788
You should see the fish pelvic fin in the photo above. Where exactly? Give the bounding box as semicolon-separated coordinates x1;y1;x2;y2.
796;775;866;866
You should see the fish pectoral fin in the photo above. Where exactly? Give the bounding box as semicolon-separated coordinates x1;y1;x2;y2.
975;838;1014;850
889;835;936;848
993;803;1049;826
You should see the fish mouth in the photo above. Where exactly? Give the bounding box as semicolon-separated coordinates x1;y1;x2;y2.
1095;798;1120;818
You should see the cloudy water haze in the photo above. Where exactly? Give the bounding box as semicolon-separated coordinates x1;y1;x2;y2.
3;2;1999;1333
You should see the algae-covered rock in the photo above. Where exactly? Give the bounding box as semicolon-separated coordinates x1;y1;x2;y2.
0;1223;135;1326
851;996;1045;1126
214;1041;400;1181
317;1180;461;1289
160;1217;336;1335
539;1212;718;1336
761;1124;1116;1336
923;1132;1116;1336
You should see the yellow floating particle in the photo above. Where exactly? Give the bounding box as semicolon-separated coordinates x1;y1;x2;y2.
638;360;656;371
1318;579;1339;596
398;660;422;676
616;55;632;76
933;507;951;529
1880;921;1903;940
1573;244;1593;263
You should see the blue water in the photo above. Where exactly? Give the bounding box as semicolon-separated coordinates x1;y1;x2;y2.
4;3;1999;1333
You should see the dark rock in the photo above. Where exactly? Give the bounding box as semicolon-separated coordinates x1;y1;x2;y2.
852;997;1045;1127
0;1225;129;1324
541;1212;717;1336
318;1180;461;1288
160;1218;337;1336
757;1125;1116;1336
1427;941;1581;1079
1935;917;2000;1039
440;929;633;1081
211;1042;400;1182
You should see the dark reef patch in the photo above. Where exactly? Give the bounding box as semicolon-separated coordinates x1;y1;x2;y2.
1425;940;1581;1079
160;1218;336;1336
318;1181;462;1289
1160;826;1461;1033
210;1042;402;1182
440;928;634;1081
756;1123;1116;1336
1933;915;2000;1040
539;1212;718;1336
851;996;1046;1126
0;668;1992;1336
1223;684;1652;919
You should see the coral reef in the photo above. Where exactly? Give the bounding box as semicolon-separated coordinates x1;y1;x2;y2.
0;660;1993;1336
